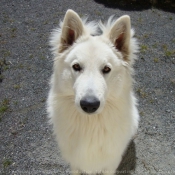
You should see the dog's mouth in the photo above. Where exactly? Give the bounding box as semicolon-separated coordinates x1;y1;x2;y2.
80;96;100;114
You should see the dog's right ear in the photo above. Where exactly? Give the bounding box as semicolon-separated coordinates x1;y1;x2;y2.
60;9;84;52
108;15;131;61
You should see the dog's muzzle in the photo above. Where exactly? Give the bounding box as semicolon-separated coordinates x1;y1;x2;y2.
80;96;100;114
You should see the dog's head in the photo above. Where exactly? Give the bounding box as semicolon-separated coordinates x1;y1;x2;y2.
50;10;138;115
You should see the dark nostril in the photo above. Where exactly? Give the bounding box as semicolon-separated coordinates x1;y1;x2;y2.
80;96;100;113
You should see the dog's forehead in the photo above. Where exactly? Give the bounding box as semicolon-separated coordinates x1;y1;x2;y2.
74;37;114;61
65;36;121;67
80;36;107;52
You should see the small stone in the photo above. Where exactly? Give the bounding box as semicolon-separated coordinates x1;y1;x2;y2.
166;110;171;113
11;130;18;135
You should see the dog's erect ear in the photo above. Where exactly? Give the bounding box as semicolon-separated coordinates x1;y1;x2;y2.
109;15;131;61
60;10;84;51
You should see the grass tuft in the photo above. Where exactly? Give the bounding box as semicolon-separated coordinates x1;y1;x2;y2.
0;99;9;113
137;88;148;98
154;58;159;63
140;44;148;53
3;159;12;168
13;84;21;89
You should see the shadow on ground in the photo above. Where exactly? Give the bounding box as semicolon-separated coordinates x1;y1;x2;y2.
95;0;175;12
117;140;136;175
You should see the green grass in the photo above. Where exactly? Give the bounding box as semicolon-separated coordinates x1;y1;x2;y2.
139;111;144;116
0;99;9;113
14;101;18;105
30;28;36;31
4;65;9;70
140;44;148;53
2;50;11;57
95;11;101;16
0;105;8;113
0;99;9;121
170;79;175;85
149;98;154;104
11;28;17;33
3;159;12;168
41;98;46;103
11;27;17;38
153;58;159;63
0;57;10;80
0;74;4;81
162;44;167;50
136;88;148;98
40;55;45;60
13;84;21;89
143;33;149;39
152;43;158;48
18;63;24;69
165;50;175;57
138;17;142;23
43;21;48;25
162;44;175;57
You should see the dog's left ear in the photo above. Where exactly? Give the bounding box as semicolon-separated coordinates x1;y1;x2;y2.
109;15;131;61
60;9;84;52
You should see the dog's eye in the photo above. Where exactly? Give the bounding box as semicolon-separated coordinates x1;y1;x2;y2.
72;64;82;71
102;66;111;74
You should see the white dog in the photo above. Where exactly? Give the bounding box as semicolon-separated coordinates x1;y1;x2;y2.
47;9;139;175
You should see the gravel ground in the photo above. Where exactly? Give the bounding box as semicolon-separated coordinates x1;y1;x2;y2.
0;0;175;174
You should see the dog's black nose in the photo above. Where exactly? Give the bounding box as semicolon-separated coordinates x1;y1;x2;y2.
80;96;100;113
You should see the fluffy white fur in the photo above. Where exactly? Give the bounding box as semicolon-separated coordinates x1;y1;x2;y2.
47;9;139;175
